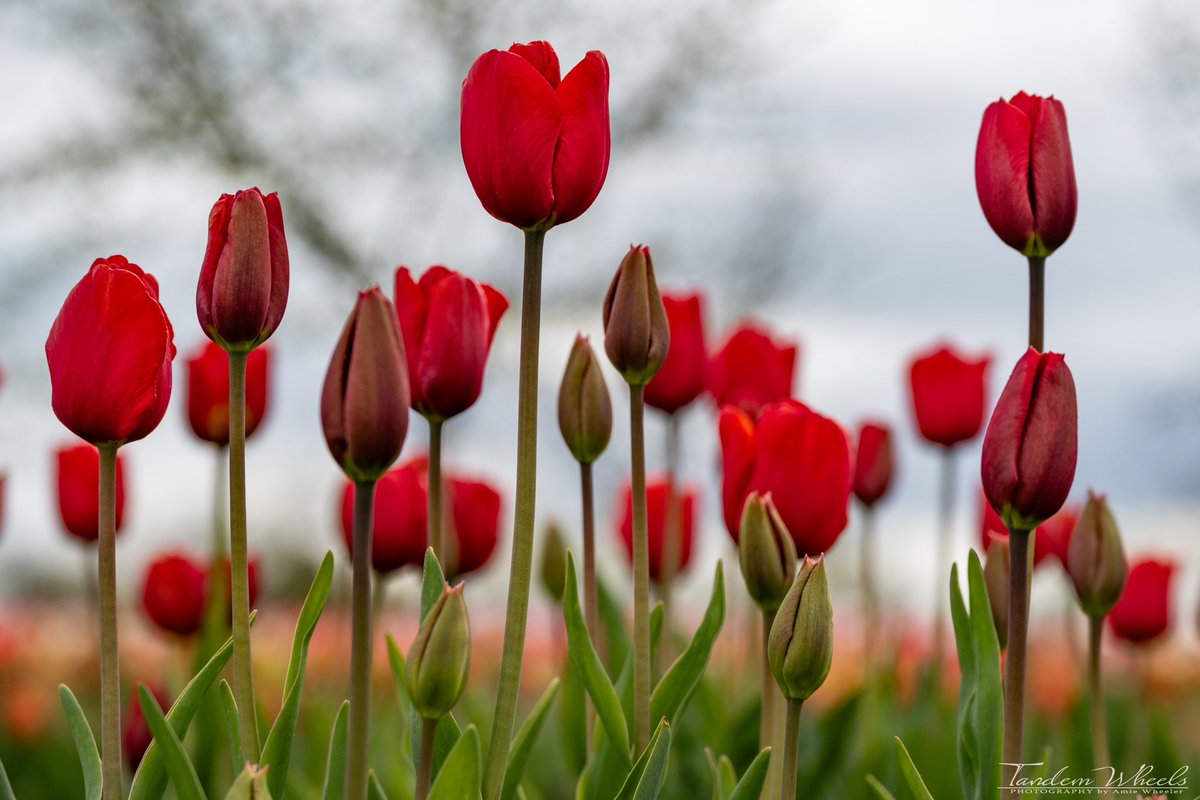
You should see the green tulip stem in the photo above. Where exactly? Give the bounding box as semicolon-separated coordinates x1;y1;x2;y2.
629;383;652;754
580;459;599;754
415;717;438;800
1088;615;1112;790
228;348;260;763
97;443;121;800
428;417;445;564
482;227;546;800
760;609;779;800
1028;255;1045;352
933;446;956;663
780;698;804;800
346;478;378;800
660;413;683;652
860;504;878;670
1003;526;1032;780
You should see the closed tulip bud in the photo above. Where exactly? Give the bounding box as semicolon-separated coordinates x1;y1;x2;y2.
853;421;895;507
1067;491;1127;618
1109;558;1174;645
539;521;568;603
142;553;207;637
975;92;1077;258
56;443;126;543
644;292;708;413
197;188;289;352
768;555;833;701
185;341;271;446
225;763;272;799
461;42;610;230
46;256;176;447
738;493;798;612
405;583;471;720
983;534;1010;650
908;343;991;448
558;335;612;463
602;245;670;387
321;288;410;483
981;348;1078;532
708;323;797;418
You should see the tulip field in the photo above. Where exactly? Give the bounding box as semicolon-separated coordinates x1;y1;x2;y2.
3;34;1200;800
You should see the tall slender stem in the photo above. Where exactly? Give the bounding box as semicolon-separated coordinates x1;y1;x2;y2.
780;698;803;800
629;384;651;753
933;447;956;663
580;459;598;754
860;504;878;670
1003;527;1032;780
97;444;121;800
228;349;260;763
660;413;683;655
415;716;439;800
1028;255;1045;352
427;418;445;564
761;609;779;800
346;479;378;800
482;228;546;800
1088;615;1111;786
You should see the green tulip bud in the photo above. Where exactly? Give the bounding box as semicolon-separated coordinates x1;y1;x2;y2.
557;334;612;464
768;555;833;701
738;492;797;612
539;520;568;603
1066;490;1127;618
405;582;471;720
224;764;272;799
983;533;1010;650
602;245;670;386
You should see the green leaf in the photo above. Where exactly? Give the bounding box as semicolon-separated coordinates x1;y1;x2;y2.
650;561;725;725
728;747;771;800
0;755;15;800
421;547;447;620
137;685;206;800
130;613;247;800
893;737;934;800
614;718;672;800
865;775;898;800
563;552;632;765
367;770;389;800
597;577;632;674
261;552;335;799
707;751;735;800
218;680;243;770
58;685;102;800
428;724;482;800
223;765;271;800
501;678;560;800
321;701;350;800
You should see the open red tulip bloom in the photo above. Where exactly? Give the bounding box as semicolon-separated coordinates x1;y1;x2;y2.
461;41;610;230
46;257;176;447
975;92;1077;258
908;343;991;448
142;553;207;637
616;477;697;582
56;443;126;543
1109;558;1174;645
709;323;798;418
644;292;708;413
186;340;270;446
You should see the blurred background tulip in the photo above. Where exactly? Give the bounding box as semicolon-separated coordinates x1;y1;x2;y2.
708;323;797;418
616;477;697;584
185;341;271;446
1109;558;1175;645
141;552;207;637
55;443;126;543
643;292;707;414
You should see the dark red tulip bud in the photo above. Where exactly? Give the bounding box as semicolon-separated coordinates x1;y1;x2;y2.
908;343;991;448
557;334;612;464
603;245;670;387
55;443;126;543
1066;491;1127;618
853;421;895;507
46;256;176;446
719;401;852;557
983;534;1010;649
394;266;509;421
1109;558;1173;645
123;682;170;774
644;292;708;413
617;477;697;582
185;340;270;446
196;188;289;351
321;288;410;482
981;348;1078;532
461;42;610;230
708;323;797;418
975;92;1077;257
142;553;207;637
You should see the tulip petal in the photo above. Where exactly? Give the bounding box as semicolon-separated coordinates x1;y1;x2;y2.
718;406;757;540
975;99;1036;252
261;191;290;340
394;266;430;407
211;190;272;345
449;478;502;576
551;51;611;225
1012;353;1077;522
342;292;410;475
415;273;491;419
482;284;510;342
508;41;561;87
1028;97;1077;253
461;50;562;229
981;350;1039;519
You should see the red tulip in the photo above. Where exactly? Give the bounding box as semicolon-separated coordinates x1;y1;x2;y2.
321;288;410;482
142;553;207;636
975;92;1077;257
46;256;176;446
708;323;798;418
185;340;271;446
394;266;509;421
617;478;697;582
445;477;503;577
197;188;289;351
1109;558;1174;645
461;41;610;230
853;421;895;507
908;343;991;448
981;348;1078;531
123;682;170;774
978;491;1077;569
720;400;852;556
644;292;708;413
55;443;126;543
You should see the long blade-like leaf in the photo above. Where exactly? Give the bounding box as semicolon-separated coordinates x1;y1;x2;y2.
367;770;389;800
137;685;206;800
614;718;671;800
865;775;898;800
650;561;724;724
501;678;560;800
218;680;243;770
59;685;102;800
428;725;482;800
966;550;1003;800
420;547;446;621
894;737;934;800
321;702;350;800
0;754;14;800
728;747;771;800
